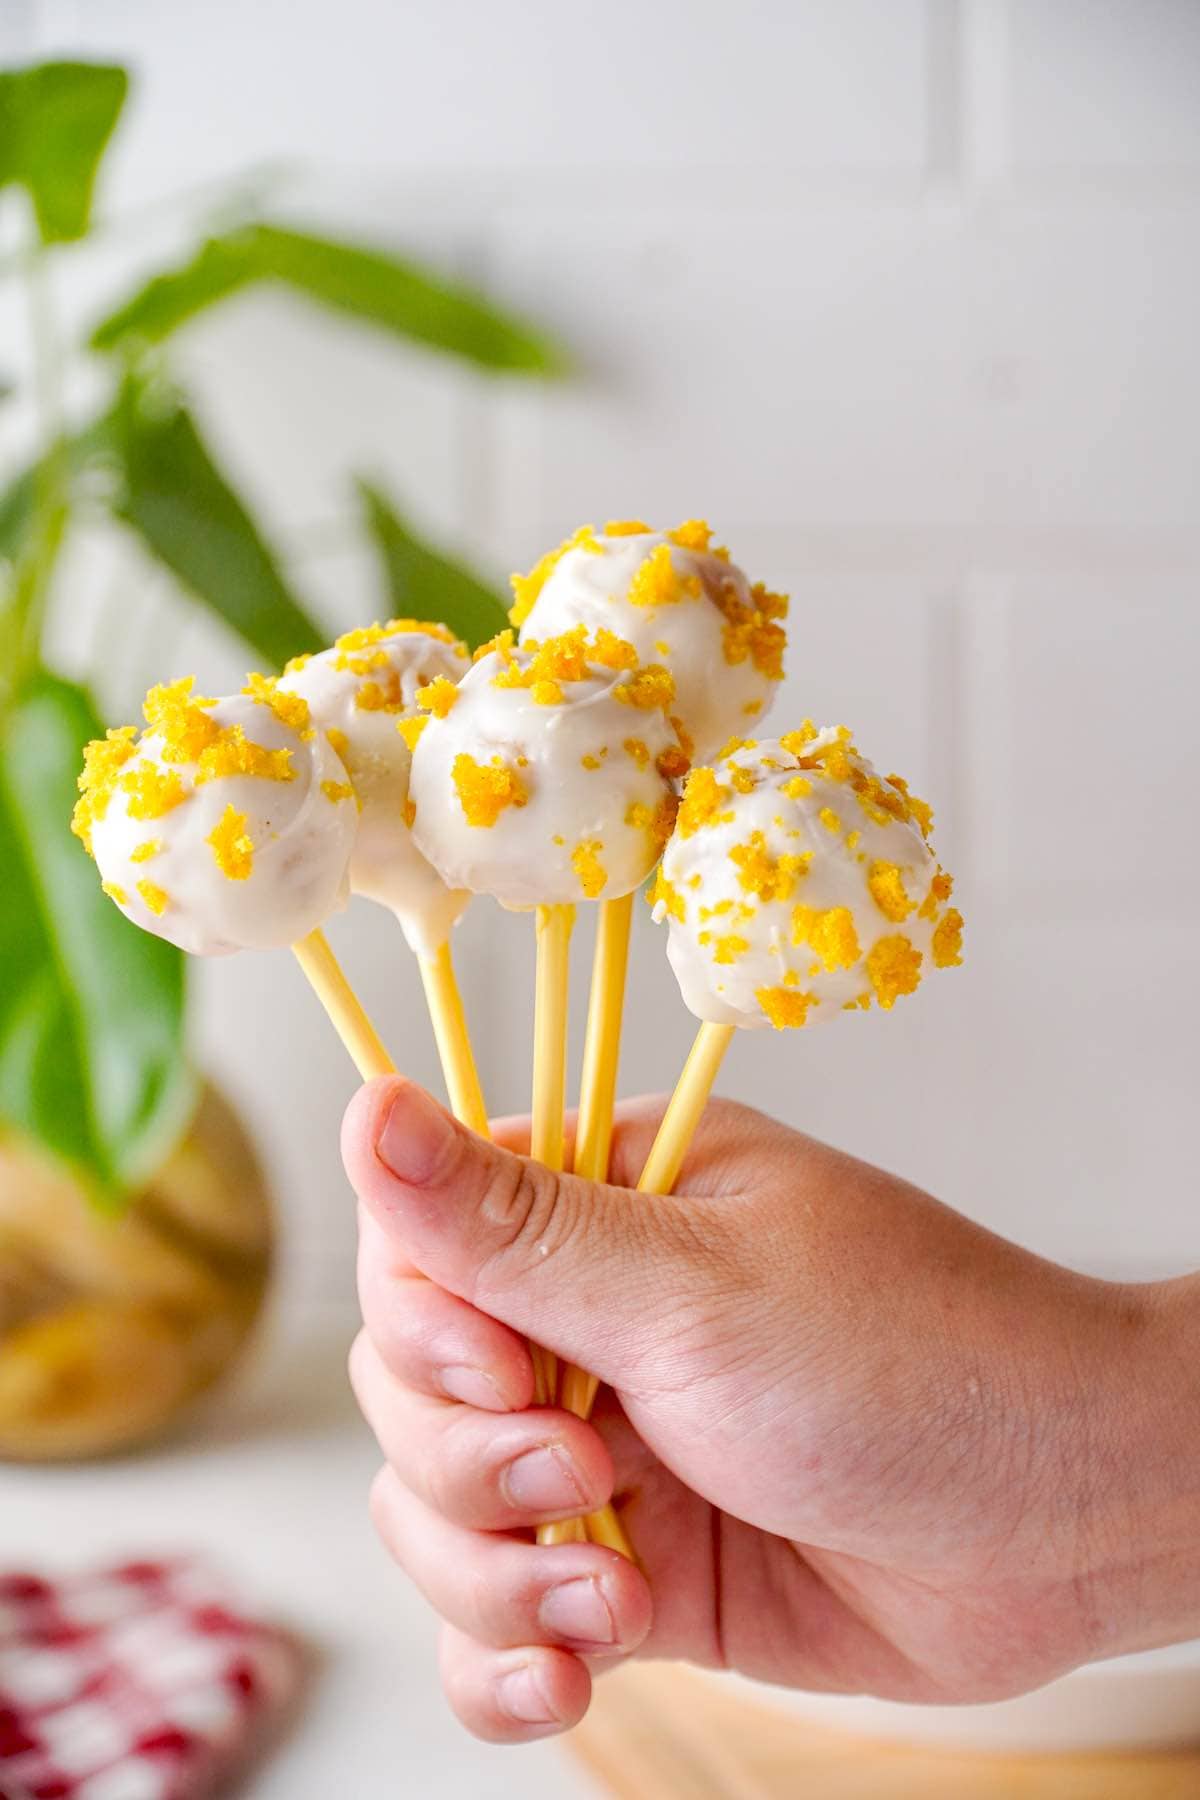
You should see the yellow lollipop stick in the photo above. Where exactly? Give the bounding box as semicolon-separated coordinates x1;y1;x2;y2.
418;940;490;1137
292;928;396;1081
561;1019;736;1556
559;893;633;1420
529;904;575;1406
540;895;636;1553
636;1021;736;1196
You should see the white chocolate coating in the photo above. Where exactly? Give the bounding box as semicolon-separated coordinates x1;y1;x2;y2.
280;623;471;956
515;526;786;761
655;730;962;1030
86;691;355;956
409;632;685;909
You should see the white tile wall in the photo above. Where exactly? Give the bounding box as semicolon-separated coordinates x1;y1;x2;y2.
8;1;1200;1300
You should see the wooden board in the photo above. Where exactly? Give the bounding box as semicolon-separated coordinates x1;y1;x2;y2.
568;1663;1200;1800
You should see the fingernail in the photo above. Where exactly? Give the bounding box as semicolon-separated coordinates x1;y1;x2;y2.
440;1365;507;1410
539;1576;615;1646
496;1664;557;1725
377;1083;455;1186
502;1446;587;1515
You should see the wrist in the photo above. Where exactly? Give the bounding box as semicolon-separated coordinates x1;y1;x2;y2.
1078;1273;1200;1660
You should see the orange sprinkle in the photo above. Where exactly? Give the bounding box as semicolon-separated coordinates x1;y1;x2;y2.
207;805;254;880
451;753;527;827
415;675;460;718
756;987;817;1029
866;935;923;1009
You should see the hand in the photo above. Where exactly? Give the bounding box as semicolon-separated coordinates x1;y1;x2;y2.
343;1077;1199;1742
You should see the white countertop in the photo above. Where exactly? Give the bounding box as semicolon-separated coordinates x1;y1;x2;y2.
1;1305;596;1800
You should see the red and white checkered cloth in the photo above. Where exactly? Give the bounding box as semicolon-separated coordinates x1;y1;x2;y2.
0;1561;304;1800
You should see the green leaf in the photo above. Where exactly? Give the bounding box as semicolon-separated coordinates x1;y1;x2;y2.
0;674;192;1198
0;61;128;243
357;479;509;651
90;221;568;374
100;379;325;670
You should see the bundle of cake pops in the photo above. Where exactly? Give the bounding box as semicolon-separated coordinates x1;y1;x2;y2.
73;520;963;1559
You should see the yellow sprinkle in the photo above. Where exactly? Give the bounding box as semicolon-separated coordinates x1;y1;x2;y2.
552;834;565;846
451;753;527;827
137;879;170;917
779;722;820;756
130;840;160;864
284;652;312;675
336;618;464;657
243;671;312;738
677;766;734;837
493;625;639;703
714;576;788;679
326;727;350;757
72;726;139;853
614;663;676;712
120;762;188;820
743;699;764;717
932;907;964;968
866;935;923;1010
194;728;293;785
791;904;861;972
623;737;650;768
868;860;914;923
729;831;810;902
756;986;817;1029
580;752;605;771
101;880;127;906
604;519;652;536
509;526;601;626
207;805;254;880
416;675;459;718
710;932;749;965
843;993;872;1012
627;542;699;609
397;715;427;751
781;775;812;800
354;674;406;713
322;780;355;804
571;840;607;898
919;868;955;920
649;867;686;921
667;519;713;553
403;797;416;828
475;628;515;664
818;807;841;834
143;677;219;763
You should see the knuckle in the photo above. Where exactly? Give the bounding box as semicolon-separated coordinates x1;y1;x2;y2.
475;1153;579;1284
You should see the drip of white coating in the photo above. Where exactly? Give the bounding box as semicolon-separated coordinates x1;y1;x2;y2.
518;529;783;760
90;693;355;956
280;624;471;956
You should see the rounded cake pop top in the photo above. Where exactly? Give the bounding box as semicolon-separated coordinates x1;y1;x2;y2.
653;726;963;1031
74;677;356;956
511;520;788;762
279;619;471;956
408;624;689;910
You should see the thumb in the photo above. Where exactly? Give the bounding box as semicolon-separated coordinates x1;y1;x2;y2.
341;1076;730;1382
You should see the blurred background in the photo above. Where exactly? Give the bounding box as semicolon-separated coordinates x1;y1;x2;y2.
2;2;1198;1794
